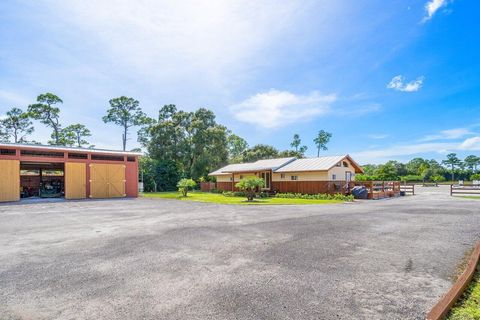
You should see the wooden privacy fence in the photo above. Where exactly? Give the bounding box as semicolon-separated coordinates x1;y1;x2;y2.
271;181;352;195
214;180;402;199
450;184;480;196
400;184;415;195
200;182;216;192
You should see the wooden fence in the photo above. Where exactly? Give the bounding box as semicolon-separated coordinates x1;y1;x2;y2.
351;181;402;199
450;184;480;196
400;184;415;195
215;180;402;199
200;182;216;192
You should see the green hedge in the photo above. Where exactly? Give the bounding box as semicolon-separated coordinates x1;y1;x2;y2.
275;193;354;202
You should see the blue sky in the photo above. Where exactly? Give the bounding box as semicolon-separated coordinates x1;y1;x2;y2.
0;0;479;163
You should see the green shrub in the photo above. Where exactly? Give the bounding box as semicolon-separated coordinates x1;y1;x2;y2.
222;191;234;197
235;177;265;201
177;178;196;197
400;175;423;182
275;192;353;202
471;173;480;181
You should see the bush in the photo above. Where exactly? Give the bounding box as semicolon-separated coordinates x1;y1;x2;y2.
275;193;354;202
222;191;247;197
471;173;480;181
235;177;265;201
177;178;196;197
400;175;422;182
431;174;446;183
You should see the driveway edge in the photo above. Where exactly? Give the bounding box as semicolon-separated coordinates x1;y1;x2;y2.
426;241;480;320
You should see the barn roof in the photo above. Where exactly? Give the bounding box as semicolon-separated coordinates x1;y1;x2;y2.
0;142;143;156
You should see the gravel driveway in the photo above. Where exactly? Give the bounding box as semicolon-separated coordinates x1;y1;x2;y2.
1;186;479;320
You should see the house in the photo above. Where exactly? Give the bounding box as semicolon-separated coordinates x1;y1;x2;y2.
208;155;364;194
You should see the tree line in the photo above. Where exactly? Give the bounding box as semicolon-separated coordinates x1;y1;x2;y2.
137;104;333;191
0;93;150;149
357;153;480;182
1;93;333;192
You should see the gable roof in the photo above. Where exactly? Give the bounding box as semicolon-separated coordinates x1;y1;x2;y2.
208;157;296;176
209;155;364;175
274;155;363;173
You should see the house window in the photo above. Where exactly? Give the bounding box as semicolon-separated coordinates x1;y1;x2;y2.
229;177;233;181
280;173;285;179
332;174;337;180
343;161;348;167
336;162;341;167
291;175;298;181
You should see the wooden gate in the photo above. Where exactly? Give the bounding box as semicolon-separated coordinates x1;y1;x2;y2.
0;159;20;202
90;164;126;198
65;162;86;199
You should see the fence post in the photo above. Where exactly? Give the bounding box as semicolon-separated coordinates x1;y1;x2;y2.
450;184;453;196
412;184;415;195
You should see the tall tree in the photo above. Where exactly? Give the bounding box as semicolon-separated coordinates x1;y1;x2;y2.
241;144;279;162
0;107;34;143
143;105;228;179
464;155;480;172
313;130;332;157
62;124;92;147
442;153;462;181
103;96;148;151
27;93;62;144
227;133;248;163
290;133;308;155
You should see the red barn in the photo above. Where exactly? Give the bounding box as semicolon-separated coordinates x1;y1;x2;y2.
0;143;141;202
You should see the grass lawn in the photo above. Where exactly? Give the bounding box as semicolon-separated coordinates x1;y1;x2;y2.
142;191;343;205
459;196;480;200
447;266;480;320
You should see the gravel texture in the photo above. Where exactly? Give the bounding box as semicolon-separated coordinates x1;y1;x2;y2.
0;185;479;320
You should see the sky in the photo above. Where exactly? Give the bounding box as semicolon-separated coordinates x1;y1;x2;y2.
0;0;479;164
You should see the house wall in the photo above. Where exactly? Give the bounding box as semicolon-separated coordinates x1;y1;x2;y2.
272;171;328;181
327;158;356;181
215;175;232;182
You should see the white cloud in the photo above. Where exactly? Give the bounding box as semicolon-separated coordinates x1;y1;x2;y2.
0;90;31;106
423;0;449;21
387;75;425;92
43;0;310;90
419;128;473;142
459;136;480;151
230;89;335;128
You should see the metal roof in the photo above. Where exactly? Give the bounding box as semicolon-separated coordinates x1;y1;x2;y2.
0;142;143;156
275;155;363;173
209;155;364;175
208;157;296;175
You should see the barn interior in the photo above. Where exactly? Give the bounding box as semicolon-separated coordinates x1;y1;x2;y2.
20;162;65;198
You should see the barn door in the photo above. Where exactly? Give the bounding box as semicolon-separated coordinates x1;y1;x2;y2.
65;162;86;199
0;159;20;202
90;164;109;198
107;164;126;198
90;163;125;198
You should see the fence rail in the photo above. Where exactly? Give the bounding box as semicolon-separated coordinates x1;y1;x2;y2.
400;184;415;195
450;185;480;196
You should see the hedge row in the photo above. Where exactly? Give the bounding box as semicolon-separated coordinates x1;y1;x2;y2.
275;192;354;202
